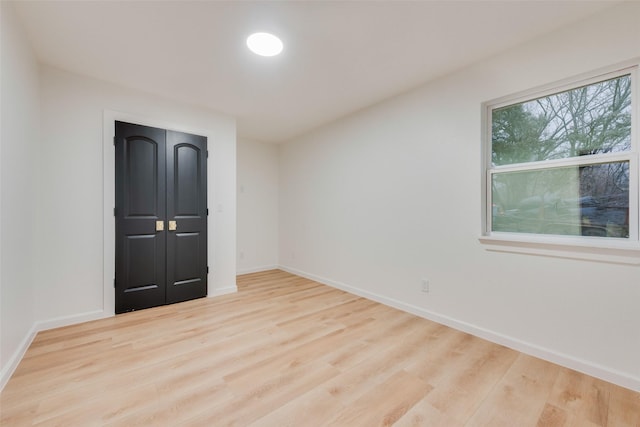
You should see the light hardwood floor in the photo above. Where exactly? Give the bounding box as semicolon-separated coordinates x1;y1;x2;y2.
1;270;639;426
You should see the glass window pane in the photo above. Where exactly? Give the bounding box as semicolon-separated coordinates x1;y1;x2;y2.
492;75;631;166
492;162;629;238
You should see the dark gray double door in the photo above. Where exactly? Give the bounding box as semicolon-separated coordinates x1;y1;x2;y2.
115;121;207;314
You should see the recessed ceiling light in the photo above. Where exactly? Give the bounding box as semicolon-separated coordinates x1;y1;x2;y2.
246;32;283;57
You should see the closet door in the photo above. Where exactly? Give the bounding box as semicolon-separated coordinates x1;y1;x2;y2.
165;130;208;304
114;122;207;314
115;121;167;314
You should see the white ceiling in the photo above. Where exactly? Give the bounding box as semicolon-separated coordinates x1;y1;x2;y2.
13;0;618;143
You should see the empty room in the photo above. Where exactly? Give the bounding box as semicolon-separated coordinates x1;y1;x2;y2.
1;1;639;425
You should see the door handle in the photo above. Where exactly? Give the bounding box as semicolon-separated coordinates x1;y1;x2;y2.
169;220;177;231
156;220;164;231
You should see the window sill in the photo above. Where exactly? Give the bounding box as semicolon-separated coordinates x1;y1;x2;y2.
479;234;640;265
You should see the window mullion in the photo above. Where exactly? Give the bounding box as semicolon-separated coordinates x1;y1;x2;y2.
491;153;633;174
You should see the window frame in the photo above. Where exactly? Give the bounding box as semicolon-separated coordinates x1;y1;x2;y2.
480;61;640;263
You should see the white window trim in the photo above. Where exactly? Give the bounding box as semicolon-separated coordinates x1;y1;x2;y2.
479;235;640;265
480;59;640;265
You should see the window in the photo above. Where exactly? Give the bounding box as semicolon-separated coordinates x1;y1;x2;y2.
483;64;638;249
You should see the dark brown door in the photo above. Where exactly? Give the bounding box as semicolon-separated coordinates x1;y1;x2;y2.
115;121;207;314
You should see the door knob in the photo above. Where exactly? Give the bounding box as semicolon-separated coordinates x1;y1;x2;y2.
169;220;177;231
156;220;164;231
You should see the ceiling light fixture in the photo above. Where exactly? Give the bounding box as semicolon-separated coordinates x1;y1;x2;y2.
246;32;283;57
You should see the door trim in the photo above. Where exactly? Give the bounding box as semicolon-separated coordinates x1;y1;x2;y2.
103;110;219;316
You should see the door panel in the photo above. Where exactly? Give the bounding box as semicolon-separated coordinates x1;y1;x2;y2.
175;145;200;216
124;235;158;289
115;121;167;314
166;130;208;304
126;139;158;216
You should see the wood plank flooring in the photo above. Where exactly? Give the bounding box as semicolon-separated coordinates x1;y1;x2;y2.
1;269;638;426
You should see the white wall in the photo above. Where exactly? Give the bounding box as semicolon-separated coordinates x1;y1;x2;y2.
237;138;279;274
0;2;40;386
37;66;237;321
279;3;640;390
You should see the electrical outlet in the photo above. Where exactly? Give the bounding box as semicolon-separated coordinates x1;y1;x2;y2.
421;279;429;293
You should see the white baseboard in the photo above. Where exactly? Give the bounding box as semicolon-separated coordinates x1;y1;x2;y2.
0;323;38;391
35;310;107;332
279;264;640;393
208;286;237;297
236;265;279;275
